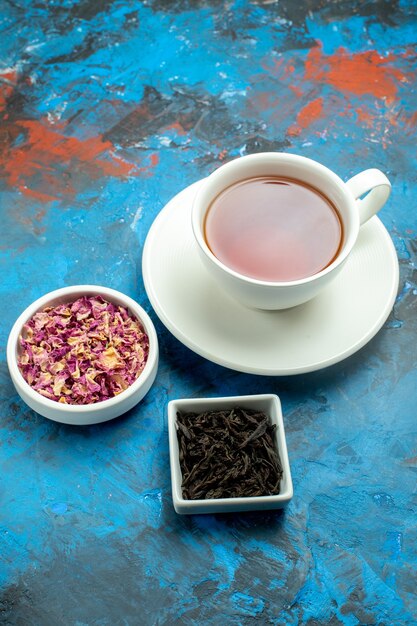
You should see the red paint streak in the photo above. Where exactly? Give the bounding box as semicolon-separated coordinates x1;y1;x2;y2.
287;97;324;136
0;118;140;201
0;68;18;109
0;84;14;110
305;46;408;103
267;57;298;82
162;121;187;136
23;187;58;203
149;152;159;167
289;85;303;97
0;69;18;83
265;57;285;75
355;107;375;127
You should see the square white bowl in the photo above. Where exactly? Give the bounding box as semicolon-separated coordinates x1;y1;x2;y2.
168;394;293;514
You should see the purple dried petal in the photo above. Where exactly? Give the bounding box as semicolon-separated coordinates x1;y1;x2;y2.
17;295;149;405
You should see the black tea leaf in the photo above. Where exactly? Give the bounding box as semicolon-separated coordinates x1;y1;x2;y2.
176;406;283;500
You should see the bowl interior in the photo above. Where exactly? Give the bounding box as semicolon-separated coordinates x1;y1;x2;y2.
8;285;158;414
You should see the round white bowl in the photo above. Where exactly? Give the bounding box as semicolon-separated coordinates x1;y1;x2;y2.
7;285;159;425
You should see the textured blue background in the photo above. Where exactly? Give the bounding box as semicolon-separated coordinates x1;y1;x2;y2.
0;1;416;624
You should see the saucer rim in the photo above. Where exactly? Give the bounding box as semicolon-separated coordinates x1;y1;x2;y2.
143;181;399;376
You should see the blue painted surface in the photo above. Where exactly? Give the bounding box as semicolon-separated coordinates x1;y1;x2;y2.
0;1;416;624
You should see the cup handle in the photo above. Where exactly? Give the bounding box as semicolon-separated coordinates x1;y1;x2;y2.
345;169;391;226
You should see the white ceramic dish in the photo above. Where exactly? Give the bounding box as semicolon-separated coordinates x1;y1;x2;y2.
7;285;159;425
143;181;399;376
168;394;293;514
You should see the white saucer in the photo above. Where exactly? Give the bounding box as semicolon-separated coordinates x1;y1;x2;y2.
142;181;399;376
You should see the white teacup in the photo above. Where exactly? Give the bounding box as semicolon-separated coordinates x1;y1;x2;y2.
191;152;391;310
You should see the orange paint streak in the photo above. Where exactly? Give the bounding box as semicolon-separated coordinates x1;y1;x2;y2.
22;187;57;203
296;97;324;128
0;84;14;111
289;85;303;97
305;46;408;103
162;121;187;136
149;152;159;167
0;75;157;203
356;107;375;127
287;97;324;136
0;119;138;201
267;57;285;75
0;69;18;83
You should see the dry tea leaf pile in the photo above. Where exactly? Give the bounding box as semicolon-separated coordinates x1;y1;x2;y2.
176;407;283;500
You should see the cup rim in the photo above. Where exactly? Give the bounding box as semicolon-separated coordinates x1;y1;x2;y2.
6;285;159;414
192;152;359;288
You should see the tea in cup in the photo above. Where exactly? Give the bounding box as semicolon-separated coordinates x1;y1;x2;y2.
191;153;391;310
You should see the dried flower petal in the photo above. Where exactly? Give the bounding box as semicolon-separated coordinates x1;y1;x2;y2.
18;296;149;405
